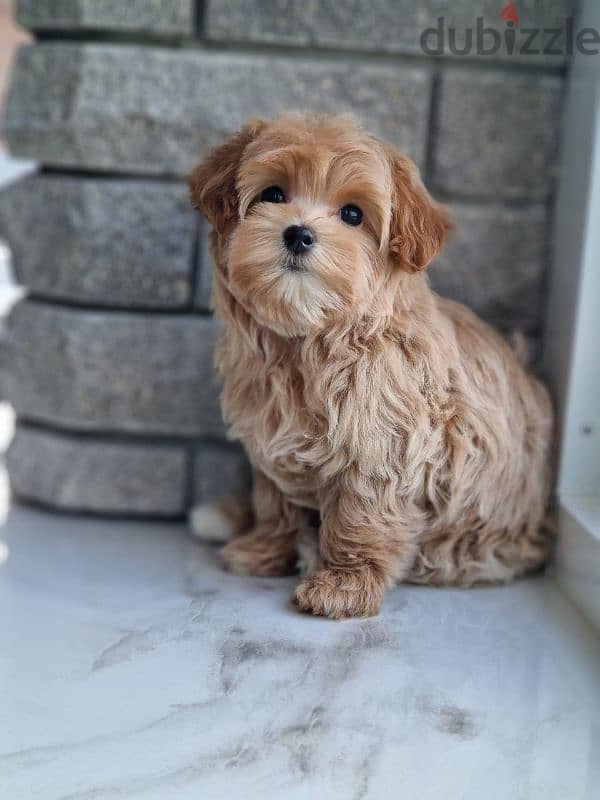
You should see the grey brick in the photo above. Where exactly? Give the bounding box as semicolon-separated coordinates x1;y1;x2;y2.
431;202;546;332
194;217;214;312
3;300;224;435
7;424;187;515
17;0;194;35
193;441;251;504
0;175;195;308
434;69;563;199
206;0;575;64
5;43;432;175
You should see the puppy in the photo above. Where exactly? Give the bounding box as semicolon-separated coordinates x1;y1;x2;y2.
188;113;554;619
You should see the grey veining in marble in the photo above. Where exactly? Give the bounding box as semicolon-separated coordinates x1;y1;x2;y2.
0;507;599;800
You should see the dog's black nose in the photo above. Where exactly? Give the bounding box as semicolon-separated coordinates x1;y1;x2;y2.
283;225;315;255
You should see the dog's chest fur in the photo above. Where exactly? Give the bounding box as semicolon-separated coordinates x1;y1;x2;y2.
217;327;353;507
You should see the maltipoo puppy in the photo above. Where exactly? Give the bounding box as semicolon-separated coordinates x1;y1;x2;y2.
188;114;553;619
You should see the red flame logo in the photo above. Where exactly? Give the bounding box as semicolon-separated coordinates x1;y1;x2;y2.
501;1;519;26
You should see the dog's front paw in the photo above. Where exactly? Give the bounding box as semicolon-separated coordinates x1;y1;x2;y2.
221;527;297;577
292;567;385;619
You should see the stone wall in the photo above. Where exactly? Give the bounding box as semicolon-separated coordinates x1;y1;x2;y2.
0;0;571;515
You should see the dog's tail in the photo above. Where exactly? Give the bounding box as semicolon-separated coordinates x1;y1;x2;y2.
188;501;252;543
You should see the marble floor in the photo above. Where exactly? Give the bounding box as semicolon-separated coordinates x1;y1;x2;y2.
0;499;599;800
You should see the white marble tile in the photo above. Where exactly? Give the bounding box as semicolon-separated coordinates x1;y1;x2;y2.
0;506;599;800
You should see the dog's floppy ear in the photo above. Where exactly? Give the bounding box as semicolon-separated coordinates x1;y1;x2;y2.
188;119;266;235
387;150;452;272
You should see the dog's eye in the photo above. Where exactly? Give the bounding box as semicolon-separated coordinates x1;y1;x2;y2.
340;204;363;226
261;186;286;203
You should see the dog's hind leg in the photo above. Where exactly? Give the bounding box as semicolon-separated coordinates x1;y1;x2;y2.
407;518;555;587
220;469;309;577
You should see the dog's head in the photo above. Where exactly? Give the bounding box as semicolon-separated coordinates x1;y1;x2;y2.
189;114;451;336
